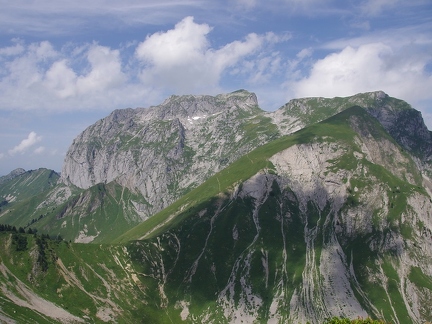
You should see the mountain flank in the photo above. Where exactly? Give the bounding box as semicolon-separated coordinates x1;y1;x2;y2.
0;91;431;323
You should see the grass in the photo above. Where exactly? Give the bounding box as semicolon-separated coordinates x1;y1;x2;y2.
324;317;390;324
1;93;431;323
115;105;412;243
409;266;432;290
381;259;412;323
0;232;150;323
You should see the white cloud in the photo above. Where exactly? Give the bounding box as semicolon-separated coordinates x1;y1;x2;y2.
43;44;126;98
9;132;42;155
135;16;280;93
0;0;209;35
135;16;217;92
34;146;45;154
76;45;126;93
0;17;288;112
291;42;432;105
0;41;149;111
136;16;212;69
31;41;57;60
296;48;313;60
0;40;24;56
44;60;77;98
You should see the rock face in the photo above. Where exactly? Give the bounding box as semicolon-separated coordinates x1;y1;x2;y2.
0;168;26;184
1;93;432;323
60;90;432;227
126;107;432;323
60;90;278;221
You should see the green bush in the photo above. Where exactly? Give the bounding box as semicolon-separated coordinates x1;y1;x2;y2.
12;233;28;251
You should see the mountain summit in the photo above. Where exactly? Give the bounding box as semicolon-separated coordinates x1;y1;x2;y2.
0;90;431;323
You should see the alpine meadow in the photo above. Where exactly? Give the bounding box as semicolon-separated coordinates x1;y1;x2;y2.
1;90;432;323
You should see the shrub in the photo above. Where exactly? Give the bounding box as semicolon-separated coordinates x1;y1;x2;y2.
12;233;28;251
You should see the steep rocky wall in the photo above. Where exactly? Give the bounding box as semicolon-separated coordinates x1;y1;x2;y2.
58;90;432;244
132;130;431;323
60;90;275;220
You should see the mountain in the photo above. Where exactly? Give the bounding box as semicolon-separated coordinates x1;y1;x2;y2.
59;90;277;219
273;91;432;164
113;106;432;323
27;90;423;243
0;168;26;185
0;168;61;228
0;90;431;323
2;90;432;244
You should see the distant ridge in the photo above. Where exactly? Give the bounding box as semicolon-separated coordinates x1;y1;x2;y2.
0;168;26;184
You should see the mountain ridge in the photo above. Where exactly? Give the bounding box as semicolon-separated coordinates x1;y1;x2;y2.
114;105;432;323
0;91;432;323
0;167;26;184
1;90;431;244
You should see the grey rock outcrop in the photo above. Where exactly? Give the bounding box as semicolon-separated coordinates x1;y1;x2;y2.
60;90;275;221
60;90;432;225
0;168;26;185
128;106;432;323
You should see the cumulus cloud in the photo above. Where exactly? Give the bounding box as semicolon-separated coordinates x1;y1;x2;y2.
43;44;126;98
0;41;152;111
291;42;432;104
34;146;45;154
9;132;42;155
0;17;288;112
135;16;282;93
0;40;24;56
43;60;78;98
136;16;212;70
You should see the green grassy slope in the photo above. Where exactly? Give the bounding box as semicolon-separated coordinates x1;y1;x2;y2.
0;231;148;323
0;105;431;323
115;106;421;243
0;168;59;205
111;106;430;322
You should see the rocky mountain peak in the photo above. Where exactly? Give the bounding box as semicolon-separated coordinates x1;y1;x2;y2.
59;89;265;209
145;89;259;121
0;168;26;185
359;92;432;161
57;90;432;244
2;90;432;323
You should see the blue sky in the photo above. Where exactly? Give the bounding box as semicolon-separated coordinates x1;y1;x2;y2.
0;0;431;175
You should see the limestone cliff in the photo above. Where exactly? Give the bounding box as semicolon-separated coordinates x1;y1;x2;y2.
56;90;432;244
123;106;432;323
1;94;432;323
60;90;277;221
